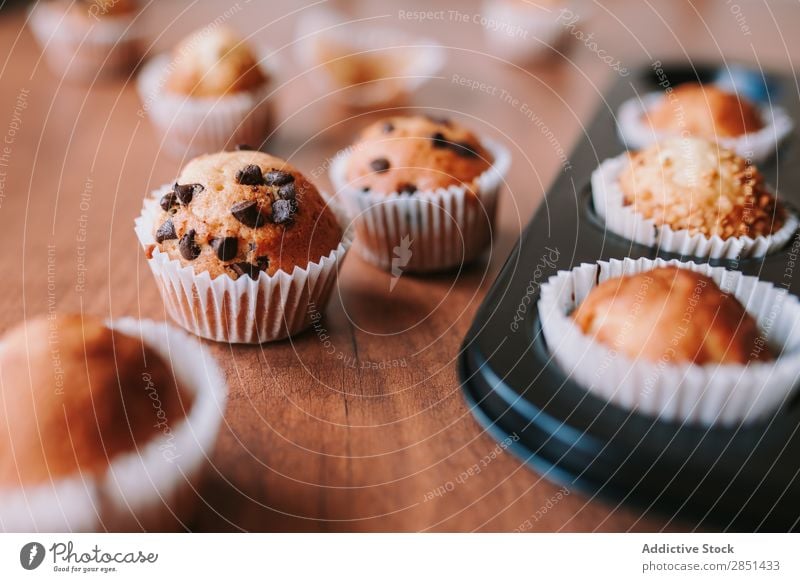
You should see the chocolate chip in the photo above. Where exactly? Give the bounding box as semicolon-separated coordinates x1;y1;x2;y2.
271;199;296;224
277;182;296;200
370;158;390;173
256;255;270;271
453;141;479;158
362;186;371;192
211;236;238;261
155;219;177;243
179;229;201;260
235;144;254;151
264;170;294;186
229;261;265;280
230;200;266;228
398;183;417;195
430;132;449;148
382;121;394;133
235;164;265;186
159;191;177;212
174;182;204;205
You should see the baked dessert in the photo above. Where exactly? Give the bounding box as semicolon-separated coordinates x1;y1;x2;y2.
150;150;342;280
330;114;509;272
137;26;275;157
571;267;771;365
344;115;493;194
0;315;192;486
617;137;786;240
165;26;269;97
648;83;763;139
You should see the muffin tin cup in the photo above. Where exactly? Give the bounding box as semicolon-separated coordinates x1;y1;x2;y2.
135;185;354;344
591;152;799;259
28;2;143;81
617;92;794;164
328;138;511;273
137;53;277;158
0;318;227;532
538;257;800;426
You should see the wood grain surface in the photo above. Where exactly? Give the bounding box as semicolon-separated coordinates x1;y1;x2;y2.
0;0;798;531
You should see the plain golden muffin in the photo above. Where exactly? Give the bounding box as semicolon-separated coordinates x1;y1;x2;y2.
344;115;493;194
649;83;763;138
0;315;193;486
572;267;772;365
618;137;785;240
151;150;342;280
165;26;269;97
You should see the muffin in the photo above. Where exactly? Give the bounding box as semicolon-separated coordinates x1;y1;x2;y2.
137;26;275;157
591;137;797;259
330;115;510;272
617;82;793;162
136;150;352;343
29;0;143;81
538;258;800;425
0;315;227;531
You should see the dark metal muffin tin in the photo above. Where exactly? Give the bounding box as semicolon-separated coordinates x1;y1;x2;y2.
458;63;800;531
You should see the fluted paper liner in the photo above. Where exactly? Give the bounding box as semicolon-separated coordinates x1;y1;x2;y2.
329;138;510;272
617;91;793;163
0;318;227;532
591;152;798;259
135;185;353;343
28;2;143;81
137;53;277;158
539;257;800;426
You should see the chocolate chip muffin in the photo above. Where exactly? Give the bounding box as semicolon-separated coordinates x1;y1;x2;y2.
165;26;269;97
618;137;785;240
344;115;494;194
571;267;771;365
649;83;763;138
151;150;342;281
0;315;193;486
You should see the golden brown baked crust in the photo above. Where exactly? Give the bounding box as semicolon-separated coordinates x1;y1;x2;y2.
649;83;763;138
618;137;785;240
165;26;268;97
572;267;772;365
344;115;493;194
152;150;343;280
0;315;193;486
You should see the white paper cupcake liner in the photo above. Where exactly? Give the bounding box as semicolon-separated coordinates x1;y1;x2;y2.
329;138;510;272
28;2;143;81
135;185;354;343
293;9;445;109
137;52;278;158
591;152;798;259
0;318;227;532
539;257;800;426
617;91;794;163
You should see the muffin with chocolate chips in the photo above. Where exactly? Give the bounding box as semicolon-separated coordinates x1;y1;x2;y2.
330;114;510;272
137;150;351;343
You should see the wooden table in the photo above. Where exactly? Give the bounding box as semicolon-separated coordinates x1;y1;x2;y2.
1;0;798;532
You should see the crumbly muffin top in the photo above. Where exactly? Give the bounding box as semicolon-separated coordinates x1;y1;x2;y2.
0;315;193;486
165;26;269;97
649;83;763;138
572;267;772;365
344;115;493;194
151;149;343;280
618;137;785;240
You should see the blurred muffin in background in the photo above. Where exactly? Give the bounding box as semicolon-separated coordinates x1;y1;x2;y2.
137;25;276;157
28;0;144;81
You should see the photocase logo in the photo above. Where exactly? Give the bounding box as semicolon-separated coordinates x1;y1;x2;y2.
390;235;413;291
20;542;45;570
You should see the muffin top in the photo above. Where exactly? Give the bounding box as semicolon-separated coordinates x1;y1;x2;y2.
618;137;785;240
649;83;763;138
344;115;493;194
165;26;269;97
0;315;193;486
572;267;771;365
151;150;342;280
